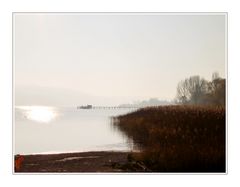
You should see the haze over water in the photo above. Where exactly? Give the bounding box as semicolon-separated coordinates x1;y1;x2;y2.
15;106;136;154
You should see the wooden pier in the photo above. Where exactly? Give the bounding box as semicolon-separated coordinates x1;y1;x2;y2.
77;106;141;110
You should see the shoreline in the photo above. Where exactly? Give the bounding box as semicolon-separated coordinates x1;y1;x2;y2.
14;106;225;173
14;151;145;173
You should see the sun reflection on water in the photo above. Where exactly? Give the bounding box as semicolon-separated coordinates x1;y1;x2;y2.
23;106;57;123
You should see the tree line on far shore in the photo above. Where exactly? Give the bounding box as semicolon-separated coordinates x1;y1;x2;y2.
175;72;225;107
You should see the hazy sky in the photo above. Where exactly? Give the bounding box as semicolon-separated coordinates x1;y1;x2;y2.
14;13;226;106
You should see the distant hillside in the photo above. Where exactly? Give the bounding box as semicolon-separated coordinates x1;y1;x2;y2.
118;98;172;108
15;85;148;107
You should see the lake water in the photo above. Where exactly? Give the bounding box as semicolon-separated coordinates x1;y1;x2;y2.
14;106;137;155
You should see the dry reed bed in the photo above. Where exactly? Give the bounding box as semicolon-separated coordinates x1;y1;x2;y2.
113;105;225;172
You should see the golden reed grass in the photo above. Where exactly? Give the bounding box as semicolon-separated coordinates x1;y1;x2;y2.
113;105;225;172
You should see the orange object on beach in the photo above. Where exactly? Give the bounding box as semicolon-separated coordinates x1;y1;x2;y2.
15;155;24;171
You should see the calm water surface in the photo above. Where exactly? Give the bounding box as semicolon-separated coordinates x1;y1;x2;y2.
15;106;137;155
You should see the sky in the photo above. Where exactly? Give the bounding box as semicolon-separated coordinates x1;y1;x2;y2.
14;13;226;106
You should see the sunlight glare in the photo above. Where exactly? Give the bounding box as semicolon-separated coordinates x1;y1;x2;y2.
25;106;57;123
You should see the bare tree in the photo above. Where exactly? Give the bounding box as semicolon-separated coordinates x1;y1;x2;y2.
176;80;191;104
212;72;220;81
176;73;225;107
176;76;208;104
206;77;225;106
